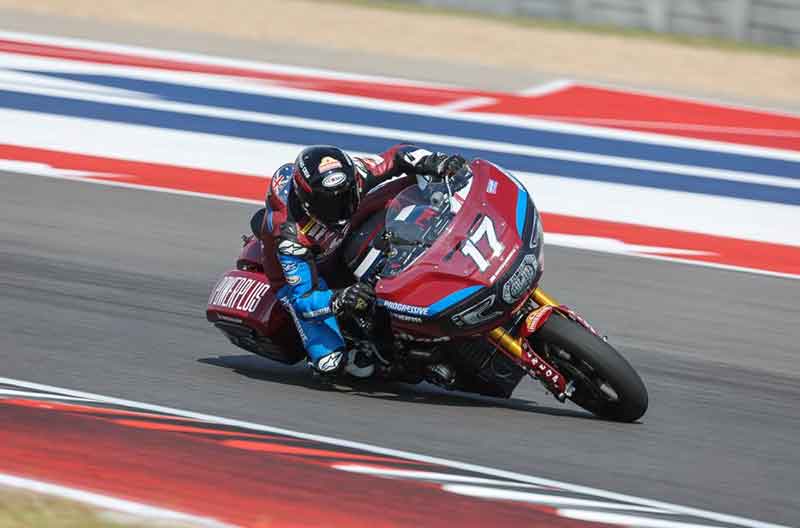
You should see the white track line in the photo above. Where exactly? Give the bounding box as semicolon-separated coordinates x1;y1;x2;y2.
333;465;540;488
0;376;788;528
0;389;90;400
0;473;234;528
3;134;799;248
517;79;576;97
2;86;798;191
443;485;671;514
560;509;728;528
2;31;799;163
519;116;800;138
438;96;498;112
3;164;799;280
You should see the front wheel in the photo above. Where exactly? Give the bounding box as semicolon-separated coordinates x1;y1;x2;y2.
530;314;648;422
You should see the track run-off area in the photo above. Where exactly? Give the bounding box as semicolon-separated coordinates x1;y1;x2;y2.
1;29;799;528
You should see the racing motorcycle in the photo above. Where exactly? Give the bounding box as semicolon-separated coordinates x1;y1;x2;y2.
206;159;648;422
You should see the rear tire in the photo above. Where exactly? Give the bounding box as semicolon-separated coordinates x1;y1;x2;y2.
531;314;648;422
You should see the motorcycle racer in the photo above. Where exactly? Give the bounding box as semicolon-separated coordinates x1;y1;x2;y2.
255;144;466;378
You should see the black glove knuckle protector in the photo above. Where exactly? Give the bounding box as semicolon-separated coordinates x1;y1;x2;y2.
420;153;466;179
332;282;376;316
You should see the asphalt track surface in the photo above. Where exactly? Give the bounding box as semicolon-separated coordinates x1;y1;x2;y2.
1;12;799;527
2;171;798;526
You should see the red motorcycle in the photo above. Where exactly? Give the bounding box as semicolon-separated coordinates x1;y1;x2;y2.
207;159;648;422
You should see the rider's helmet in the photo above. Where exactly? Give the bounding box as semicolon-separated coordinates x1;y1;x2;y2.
292;146;360;228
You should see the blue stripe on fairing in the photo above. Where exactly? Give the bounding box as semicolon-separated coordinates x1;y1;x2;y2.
516;188;528;236
428;285;483;316
3;89;800;206
18;70;800;179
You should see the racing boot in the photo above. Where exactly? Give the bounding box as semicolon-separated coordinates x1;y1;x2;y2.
310;349;346;382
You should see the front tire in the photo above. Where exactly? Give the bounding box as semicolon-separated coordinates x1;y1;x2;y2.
531;314;648;422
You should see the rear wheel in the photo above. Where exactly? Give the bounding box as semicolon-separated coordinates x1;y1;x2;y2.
530;314;648;422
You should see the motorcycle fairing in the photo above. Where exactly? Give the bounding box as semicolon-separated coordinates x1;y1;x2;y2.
376;160;543;337
206;268;305;364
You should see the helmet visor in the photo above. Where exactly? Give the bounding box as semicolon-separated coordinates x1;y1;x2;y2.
309;185;359;227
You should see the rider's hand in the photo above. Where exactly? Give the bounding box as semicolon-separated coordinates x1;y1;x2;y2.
331;282;376;316
420;153;467;180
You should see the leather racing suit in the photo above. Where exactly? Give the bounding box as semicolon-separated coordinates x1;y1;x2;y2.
258;144;438;369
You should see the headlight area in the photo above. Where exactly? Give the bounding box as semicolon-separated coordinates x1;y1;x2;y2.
451;293;503;327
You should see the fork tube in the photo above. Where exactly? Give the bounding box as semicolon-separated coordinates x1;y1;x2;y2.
487;327;524;360
532;288;560;307
488;288;559;362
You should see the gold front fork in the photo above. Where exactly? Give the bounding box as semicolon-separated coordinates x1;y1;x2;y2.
487;287;560;360
531;288;560;308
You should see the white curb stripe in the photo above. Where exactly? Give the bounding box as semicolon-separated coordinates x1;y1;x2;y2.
2;30;799;163
0;376;788;528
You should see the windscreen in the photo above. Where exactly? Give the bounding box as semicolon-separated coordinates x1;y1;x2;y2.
381;175;469;278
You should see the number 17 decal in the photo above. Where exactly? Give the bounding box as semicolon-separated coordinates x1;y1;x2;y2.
461;216;503;272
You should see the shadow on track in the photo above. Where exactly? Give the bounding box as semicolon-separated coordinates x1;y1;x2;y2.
199;354;595;420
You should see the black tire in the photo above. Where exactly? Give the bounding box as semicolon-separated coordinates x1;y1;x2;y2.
531;314;648;422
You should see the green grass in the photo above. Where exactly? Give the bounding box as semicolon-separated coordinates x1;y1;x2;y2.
323;0;800;57
0;489;180;528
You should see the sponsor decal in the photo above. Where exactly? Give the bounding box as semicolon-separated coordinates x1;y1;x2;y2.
381;300;430;317
524;305;553;335
278;239;309;256
391;313;423;324
286;275;301;285
279;297;308;344
396;332;451;343
486;179;498;194
281;261;299;274
502;254;538;304
322;172;347;188
298;159;311;179
489;247;519;284
317;351;343;372
318;156;343;173
209;276;270;313
302;307;332;319
522;342;564;392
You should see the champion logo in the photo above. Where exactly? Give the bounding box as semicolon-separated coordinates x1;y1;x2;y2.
318;156;343;173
